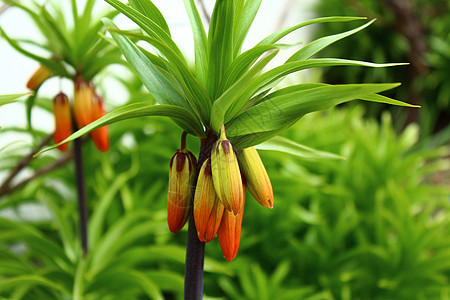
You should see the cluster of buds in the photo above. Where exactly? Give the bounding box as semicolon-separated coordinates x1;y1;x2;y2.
48;76;109;152
74;77;109;152
167;125;273;261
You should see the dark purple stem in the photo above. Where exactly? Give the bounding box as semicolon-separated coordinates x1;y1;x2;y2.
184;131;217;300
74;138;88;256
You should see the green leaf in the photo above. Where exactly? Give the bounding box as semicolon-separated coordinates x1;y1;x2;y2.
2;0;56;49
129;0;171;37
0;219;72;273
104;0;184;62
257;82;417;107
145;270;184;293
73;258;87;300
89;270;163;300
207;0;236;98
258;16;366;46
232;58;408;117
256;136;345;160
109;28;211;124
91;218;165;275
227;83;403;136
0;27;70;78
0;93;31;106
233;0;262;57
184;0;209;88
35;102;205;156
103;20;190;108
40;193;77;262
286;19;376;62
89;159;139;249
40;7;72;59
0;275;69;295
78;10;120;70
221;45;278;93
210;49;278;133
81;0;96;30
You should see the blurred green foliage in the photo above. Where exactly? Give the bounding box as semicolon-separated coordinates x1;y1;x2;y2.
312;0;450;138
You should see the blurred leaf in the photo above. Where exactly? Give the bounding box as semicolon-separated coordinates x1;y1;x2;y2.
0;93;31;106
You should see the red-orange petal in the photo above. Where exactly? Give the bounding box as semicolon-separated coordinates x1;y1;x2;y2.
217;176;246;261
26;65;52;90
194;158;224;242
52;93;72;151
167;150;196;233
89;94;109;152
73;78;93;128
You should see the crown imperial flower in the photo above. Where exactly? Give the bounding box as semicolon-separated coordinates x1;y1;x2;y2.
74;77;94;128
26;65;52;90
211;125;243;215
238;147;274;208
217;174;246;261
167;132;197;233
194;158;224;242
89;93;109;152
52;93;72;152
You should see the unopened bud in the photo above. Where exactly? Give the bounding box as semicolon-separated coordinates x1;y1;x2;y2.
89;94;109;152
217;174;246;261
194;158;224;242
167;132;197;233
26;65;52;90
211;125;243;215
73;77;94;128
237;147;274;208
52;93;72;151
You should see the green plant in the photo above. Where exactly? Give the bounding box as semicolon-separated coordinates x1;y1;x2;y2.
33;0;418;297
0;0;129;256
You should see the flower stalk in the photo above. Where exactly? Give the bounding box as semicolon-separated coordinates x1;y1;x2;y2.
184;130;217;300
73;137;88;256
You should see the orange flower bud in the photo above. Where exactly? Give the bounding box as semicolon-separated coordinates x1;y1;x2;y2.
237;147;274;208
217;175;246;261
89;94;109;152
211;125;243;215
52;93;72;151
73;78;93;128
167;133;197;233
194;158;224;242
26;65;52;90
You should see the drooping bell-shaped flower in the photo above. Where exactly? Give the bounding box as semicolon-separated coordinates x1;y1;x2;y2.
73;77;93;128
217;174;246;261
26;65;52;90
167;132;197;233
237;147;274;208
89;93;109;152
194;158;224;242
211;124;243;215
52;93;73;151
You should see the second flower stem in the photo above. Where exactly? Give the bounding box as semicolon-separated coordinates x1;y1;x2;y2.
74;138;88;256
